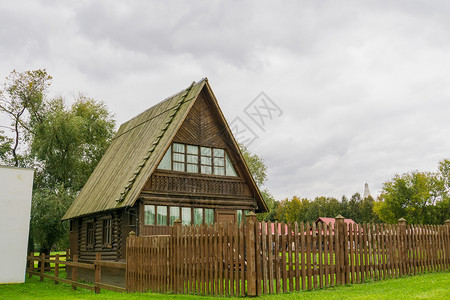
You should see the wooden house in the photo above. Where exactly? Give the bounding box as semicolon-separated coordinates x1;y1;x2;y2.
62;78;268;262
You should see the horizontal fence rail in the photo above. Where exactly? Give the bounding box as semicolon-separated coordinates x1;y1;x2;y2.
126;216;450;296
28;251;68;271
26;253;126;294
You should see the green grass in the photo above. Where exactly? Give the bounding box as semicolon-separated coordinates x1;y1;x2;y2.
0;271;448;299
31;251;67;268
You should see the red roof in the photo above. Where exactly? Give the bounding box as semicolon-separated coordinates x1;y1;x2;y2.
315;217;356;227
315;217;357;232
259;222;292;234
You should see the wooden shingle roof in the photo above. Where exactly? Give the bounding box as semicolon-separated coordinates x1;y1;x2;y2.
63;79;267;220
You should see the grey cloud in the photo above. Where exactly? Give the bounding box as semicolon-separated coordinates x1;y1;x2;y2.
2;0;450;202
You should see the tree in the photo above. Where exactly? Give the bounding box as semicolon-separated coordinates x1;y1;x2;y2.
0;131;12;163
29;96;115;252
0;70;116;254
0;70;52;166
31;96;115;191
375;163;449;224
239;144;267;187
359;196;380;223
238;144;276;221
285;196;310;223
30;185;73;254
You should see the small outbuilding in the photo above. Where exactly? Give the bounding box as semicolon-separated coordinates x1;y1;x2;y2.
315;217;356;231
0;166;34;284
62;78;268;262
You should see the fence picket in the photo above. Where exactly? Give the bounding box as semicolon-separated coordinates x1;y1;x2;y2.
318;222;324;289
300;222;306;290
262;221;268;294
312;222;318;289
328;222;335;287
234;223;240;296
240;222;245;297
288;222;294;292
294;222;300;291
306;222;312;289
275;221;281;293
323;222;329;288
268;222;274;294
255;221;261;296
281;222;287;293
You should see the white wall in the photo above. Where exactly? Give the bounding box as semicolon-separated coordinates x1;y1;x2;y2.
0;166;34;284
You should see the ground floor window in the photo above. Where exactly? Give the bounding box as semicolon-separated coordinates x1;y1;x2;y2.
205;208;214;225
193;208;203;225
170;206;180;225
144;204;215;226
86;221;95;249
157;206;168;225
181;207;191;226
237;209;250;225
102;219;112;246
144;205;155;225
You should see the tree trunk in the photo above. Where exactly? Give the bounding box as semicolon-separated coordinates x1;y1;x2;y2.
27;233;34;270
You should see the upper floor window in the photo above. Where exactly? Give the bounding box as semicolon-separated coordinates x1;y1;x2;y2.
157;143;238;176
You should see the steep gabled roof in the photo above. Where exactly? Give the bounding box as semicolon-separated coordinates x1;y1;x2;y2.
63;79;267;220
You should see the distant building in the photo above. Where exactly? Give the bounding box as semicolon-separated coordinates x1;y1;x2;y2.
315;217;356;232
363;183;371;198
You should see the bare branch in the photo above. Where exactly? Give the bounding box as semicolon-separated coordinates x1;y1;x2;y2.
0;125;13;131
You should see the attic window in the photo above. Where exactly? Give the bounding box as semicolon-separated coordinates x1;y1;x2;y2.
157;142;237;176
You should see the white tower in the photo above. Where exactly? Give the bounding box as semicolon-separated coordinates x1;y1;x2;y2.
363;183;371;198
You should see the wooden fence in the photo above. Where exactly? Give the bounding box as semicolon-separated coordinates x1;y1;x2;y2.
29;251;68;271
27;253;126;294
126;215;450;296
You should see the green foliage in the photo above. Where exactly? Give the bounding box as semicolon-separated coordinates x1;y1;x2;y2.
266;192;380;224
31;96;115;191
375;161;450;224
239;144;267;187
238;143;275;221
0;70;116;252
0;131;12;163
0;69;52;166
30;185;73;252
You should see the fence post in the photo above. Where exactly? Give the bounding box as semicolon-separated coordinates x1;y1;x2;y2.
72;254;78;290
95;253;102;294
54;254;59;284
40;253;45;282
127;230;135;292
246;212;257;296
398;218;407;276
335;215;346;284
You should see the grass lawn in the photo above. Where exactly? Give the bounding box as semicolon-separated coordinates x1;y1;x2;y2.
0;271;448;299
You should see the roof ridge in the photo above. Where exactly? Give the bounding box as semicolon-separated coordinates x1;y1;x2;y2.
115;81;196;203
121;78;207;129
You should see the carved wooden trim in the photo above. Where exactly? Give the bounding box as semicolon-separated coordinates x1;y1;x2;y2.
146;172;250;196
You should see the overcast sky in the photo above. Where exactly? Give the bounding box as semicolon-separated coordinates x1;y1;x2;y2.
1;0;450;201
